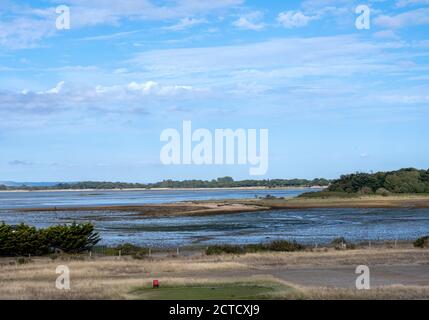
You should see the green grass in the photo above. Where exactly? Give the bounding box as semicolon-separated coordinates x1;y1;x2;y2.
298;191;360;199
132;282;294;300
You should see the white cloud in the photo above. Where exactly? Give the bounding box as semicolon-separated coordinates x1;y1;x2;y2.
232;11;265;31
0;0;243;49
378;94;429;104
131;35;393;78
301;0;351;11
277;11;314;28
164;17;207;31
0;15;56;49
396;0;429;7
373;30;400;40
375;8;429;28
0;80;208;126
38;81;65;95
9;160;34;166
95;81;197;96
61;0;243;24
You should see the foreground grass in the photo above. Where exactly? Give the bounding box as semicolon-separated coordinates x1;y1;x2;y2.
132;281;295;300
1;247;428;299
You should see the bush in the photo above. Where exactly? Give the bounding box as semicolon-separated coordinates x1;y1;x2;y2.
375;188;391;197
16;257;32;265
413;236;429;248
206;245;245;255
205;240;306;255
331;237;355;250
0;222;100;256
115;243;149;259
298;191;358;199
42;223;100;254
265;240;305;252
358;187;373;195
0;223;48;256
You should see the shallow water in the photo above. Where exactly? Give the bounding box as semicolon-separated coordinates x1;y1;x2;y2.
0;188;312;209
1;189;428;247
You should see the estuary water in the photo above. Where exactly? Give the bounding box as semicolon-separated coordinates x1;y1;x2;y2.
0;188;311;209
1;188;428;247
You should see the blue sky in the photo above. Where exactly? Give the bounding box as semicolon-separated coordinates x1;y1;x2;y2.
0;0;428;182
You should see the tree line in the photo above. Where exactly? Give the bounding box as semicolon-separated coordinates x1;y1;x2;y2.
0;176;330;190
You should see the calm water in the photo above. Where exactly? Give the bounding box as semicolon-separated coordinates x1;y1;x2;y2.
1;189;428;247
0;188;312;209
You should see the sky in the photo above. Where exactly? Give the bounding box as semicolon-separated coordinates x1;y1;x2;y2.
0;0;428;182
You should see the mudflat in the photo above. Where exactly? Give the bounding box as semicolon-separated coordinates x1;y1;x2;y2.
18;201;270;217
17;195;429;218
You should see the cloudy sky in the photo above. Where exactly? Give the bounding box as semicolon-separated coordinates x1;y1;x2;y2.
0;0;428;182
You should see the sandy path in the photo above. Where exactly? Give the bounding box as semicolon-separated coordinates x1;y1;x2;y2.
268;265;429;288
169;264;429;288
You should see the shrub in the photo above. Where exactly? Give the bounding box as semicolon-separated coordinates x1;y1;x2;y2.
16;257;32;265
115;243;149;259
298;191;358;199
0;223;48;256
265;240;305;252
205;240;306;255
413;236;429;248
331;237;355;250
42;223;100;254
358;187;373;195
206;245;245;255
0;222;100;256
375;188;391;197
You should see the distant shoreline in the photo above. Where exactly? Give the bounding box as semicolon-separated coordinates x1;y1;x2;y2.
0;186;325;193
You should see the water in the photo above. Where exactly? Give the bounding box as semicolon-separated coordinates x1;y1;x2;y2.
0;188;312;209
1;189;428;247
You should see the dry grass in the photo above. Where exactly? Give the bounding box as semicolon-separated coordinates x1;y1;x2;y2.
0;256;250;299
0;247;428;299
233;247;429;267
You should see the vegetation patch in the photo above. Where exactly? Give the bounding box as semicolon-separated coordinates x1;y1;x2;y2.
331;237;356;250
0;222;100;256
413;236;429;248
132;281;295;300
206;240;305;255
300;168;429;198
298;191;360;199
